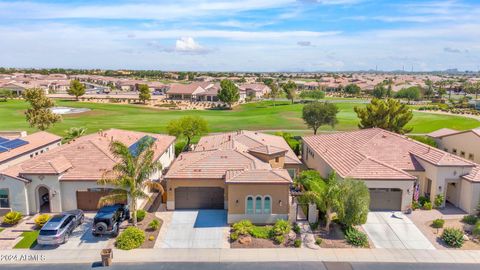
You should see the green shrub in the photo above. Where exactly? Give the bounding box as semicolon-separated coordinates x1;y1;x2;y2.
136;210;146;222
148;219;160;231
315;237;322;245
472;223;480;237
174;141;186;155
230;231;239;241
441;228;464;248
423;202;433;210
274;235;285;244
34;214;50;228
3;211;22;225
310;222;319;230
418;196;430;206
412;201;421;210
273;219;291;236
116;227;145;250
294;239;302;248
345;227;368;247
293;223;301;234
434;194;444;208
249;226;272;239
461;215;478;225
232;220;253;235
432;219;445;229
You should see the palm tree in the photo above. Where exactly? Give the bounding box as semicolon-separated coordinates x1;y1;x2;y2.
64;127;87;143
98;137;163;226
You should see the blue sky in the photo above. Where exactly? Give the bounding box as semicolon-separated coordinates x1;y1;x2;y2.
0;0;479;71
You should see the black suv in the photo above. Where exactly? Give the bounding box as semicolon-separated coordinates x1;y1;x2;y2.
92;204;130;237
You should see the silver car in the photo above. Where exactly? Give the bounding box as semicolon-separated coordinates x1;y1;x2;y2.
37;210;84;245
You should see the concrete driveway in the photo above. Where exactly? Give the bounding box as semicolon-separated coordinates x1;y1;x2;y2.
34;213;114;250
363;212;435;250
160;210;229;249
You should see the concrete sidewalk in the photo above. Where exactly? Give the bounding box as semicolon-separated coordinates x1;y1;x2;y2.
1;248;479;265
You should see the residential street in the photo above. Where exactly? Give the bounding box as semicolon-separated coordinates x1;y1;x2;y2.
1;262;479;270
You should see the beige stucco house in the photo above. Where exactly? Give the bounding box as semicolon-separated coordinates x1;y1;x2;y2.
303;128;480;214
427;128;480;164
0;129;175;215
164;131;302;224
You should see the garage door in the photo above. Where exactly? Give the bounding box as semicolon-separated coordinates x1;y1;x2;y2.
369;188;402;211
175;187;224;209
76;189;126;211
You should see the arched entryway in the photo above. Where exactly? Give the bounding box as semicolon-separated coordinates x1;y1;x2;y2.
37;186;51;213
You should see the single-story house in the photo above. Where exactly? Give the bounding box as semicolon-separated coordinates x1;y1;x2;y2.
238;84;271;99
164;131;302;224
0;129;175;215
427;128;480;164
166;82;217;101
302;128;480;214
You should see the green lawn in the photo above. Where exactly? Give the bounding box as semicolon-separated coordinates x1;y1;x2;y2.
13;230;39;249
0;99;478;137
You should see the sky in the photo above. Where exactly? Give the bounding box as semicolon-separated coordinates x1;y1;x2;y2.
0;0;479;72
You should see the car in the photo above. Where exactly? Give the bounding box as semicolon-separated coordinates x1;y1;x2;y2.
92;204;130;237
37;210;84;245
152;90;164;95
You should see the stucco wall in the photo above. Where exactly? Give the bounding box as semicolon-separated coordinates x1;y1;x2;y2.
23;174;63;214
249;152;285;169
166;178;226;210
437;132;480;163
0;176;28;214
459;180;480;214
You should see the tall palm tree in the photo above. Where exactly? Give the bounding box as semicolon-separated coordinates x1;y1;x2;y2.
64;127;87;143
98;137;163;226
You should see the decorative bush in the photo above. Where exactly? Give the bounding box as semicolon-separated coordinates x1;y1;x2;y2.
472;223;480;237
116;227;146;250
418;196;430;206
148;219;160;231
230;231;239;242
34;214;51;228
3;211;22;225
345;227;368;247
293;223;301;234
232;220;253;235
423;202;433;210
294;239;302;248
148;236;154;241
272;219;291;237
274;235;285;244
315;237;322;245
136;210;146;222
432;219;445;229
461;215;478;225
248;226;272;239
441;228;464;248
310;222;319;230
434;194;444;208
412;201;421;210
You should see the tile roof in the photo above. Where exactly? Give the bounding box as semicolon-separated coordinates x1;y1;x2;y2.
248;145;287;156
463;166;480;182
2;129;175;181
0;131;61;164
226;169;292;184
426;128;459;138
303;128;475;180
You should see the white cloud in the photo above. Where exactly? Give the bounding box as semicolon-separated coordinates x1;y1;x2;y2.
175;37;209;54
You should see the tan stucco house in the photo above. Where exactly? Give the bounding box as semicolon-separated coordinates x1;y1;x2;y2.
0;129;175;215
164;131;302;224
427;128;480;164
303;128;480;214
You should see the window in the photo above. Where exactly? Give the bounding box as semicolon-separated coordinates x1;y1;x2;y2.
255;196;263;214
275;157;280;163
287;168;296;178
452;149;457;154
444;148;448;152
246;196;254;214
263;196;271;214
460;151;465;157
0;189;9;208
469;154;474;160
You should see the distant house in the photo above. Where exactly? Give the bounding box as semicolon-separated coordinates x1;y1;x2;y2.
238;84;271;99
0;129;175;215
166;82;220;101
427;128;480;164
164;131;302;224
303;128;480;214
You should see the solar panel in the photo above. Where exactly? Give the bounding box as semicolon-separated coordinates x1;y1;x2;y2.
128;136;157;156
0;138;29;150
0;137;8;144
0;146;7;153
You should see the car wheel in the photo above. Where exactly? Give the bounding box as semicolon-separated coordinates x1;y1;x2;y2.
112;226;119;237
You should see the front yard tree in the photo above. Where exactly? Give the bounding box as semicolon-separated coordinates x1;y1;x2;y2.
138;84;151;104
267;81;280;107
282;80;297;104
337;179;370;227
167;116;208;151
99;137;164;226
317;172;341;231
354;98;413;134
302;102;339;135
23;88;62;131
68;79;86;100
218;79;240;109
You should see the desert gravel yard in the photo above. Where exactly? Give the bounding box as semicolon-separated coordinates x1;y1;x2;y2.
363;212;435;250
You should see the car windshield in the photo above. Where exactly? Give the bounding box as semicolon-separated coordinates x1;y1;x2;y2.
39;230;58;236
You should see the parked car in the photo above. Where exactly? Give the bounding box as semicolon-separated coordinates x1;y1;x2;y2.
92;204;130;237
37;210;84;245
152;90;164;95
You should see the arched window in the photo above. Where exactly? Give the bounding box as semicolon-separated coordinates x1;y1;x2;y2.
255;196;263;214
246;196;254;214
263;196;271;214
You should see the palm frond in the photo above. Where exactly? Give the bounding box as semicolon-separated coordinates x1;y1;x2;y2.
97;192;128;208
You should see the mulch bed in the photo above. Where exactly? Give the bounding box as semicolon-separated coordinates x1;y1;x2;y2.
131;212;163;249
313;223;370;248
230;230;301;249
424;219;480;250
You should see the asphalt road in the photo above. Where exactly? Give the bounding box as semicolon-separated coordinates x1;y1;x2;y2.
1;262;479;270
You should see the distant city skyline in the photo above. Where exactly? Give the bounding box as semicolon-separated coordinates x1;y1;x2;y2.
0;0;479;72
